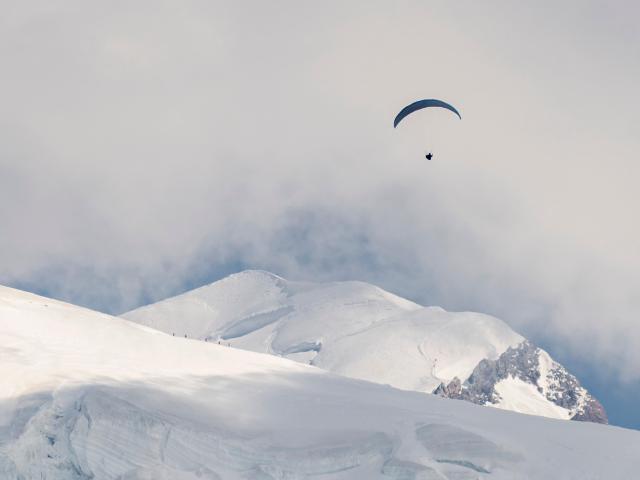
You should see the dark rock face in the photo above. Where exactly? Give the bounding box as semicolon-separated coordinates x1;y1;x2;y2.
433;376;462;398
570;397;608;424
433;341;608;424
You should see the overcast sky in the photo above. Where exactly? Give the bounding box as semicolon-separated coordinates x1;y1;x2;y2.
1;1;639;427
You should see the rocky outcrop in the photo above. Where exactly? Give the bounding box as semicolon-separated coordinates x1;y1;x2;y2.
433;376;462;398
433;341;608;424
570;396;608;424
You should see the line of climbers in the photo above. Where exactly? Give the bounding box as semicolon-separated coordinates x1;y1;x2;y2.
171;332;231;347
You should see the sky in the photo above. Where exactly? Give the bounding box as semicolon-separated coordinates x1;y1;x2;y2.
1;1;639;428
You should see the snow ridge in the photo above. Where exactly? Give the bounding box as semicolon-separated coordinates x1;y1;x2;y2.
123;270;606;423
1;283;638;479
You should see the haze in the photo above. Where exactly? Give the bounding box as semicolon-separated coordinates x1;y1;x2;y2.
1;1;638;426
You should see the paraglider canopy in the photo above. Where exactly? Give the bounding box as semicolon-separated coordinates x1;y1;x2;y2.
393;99;461;128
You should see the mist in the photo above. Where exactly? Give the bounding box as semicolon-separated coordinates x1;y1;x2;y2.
1;0;639;396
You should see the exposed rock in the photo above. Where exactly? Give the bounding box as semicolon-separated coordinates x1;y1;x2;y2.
433;341;608;424
571;396;608;424
433;377;462;399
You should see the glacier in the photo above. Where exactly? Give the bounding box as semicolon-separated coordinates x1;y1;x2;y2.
1;283;637;479
123;270;606;423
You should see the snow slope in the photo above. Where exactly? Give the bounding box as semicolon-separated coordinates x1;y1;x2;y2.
123;270;602;422
1;284;639;479
123;271;521;394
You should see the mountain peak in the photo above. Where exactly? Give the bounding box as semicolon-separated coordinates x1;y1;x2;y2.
433;340;608;423
121;270;606;423
222;269;287;283
1;282;636;478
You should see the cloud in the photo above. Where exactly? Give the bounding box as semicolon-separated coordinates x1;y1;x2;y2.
1;1;639;384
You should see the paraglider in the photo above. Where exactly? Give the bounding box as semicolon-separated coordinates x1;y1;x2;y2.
394;99;461;160
393;99;461;128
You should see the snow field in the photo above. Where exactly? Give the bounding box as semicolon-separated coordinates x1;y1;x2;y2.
1;284;639;478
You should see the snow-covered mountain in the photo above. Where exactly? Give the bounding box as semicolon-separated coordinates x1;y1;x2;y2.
433;341;607;423
1;284;639;479
123;270;606;423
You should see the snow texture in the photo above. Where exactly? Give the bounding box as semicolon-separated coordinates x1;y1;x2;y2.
123;270;605;423
1;284;639;479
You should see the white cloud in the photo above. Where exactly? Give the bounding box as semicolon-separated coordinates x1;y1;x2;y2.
1;1;639;380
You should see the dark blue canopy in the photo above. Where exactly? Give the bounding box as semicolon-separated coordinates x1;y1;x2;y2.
393;99;461;128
